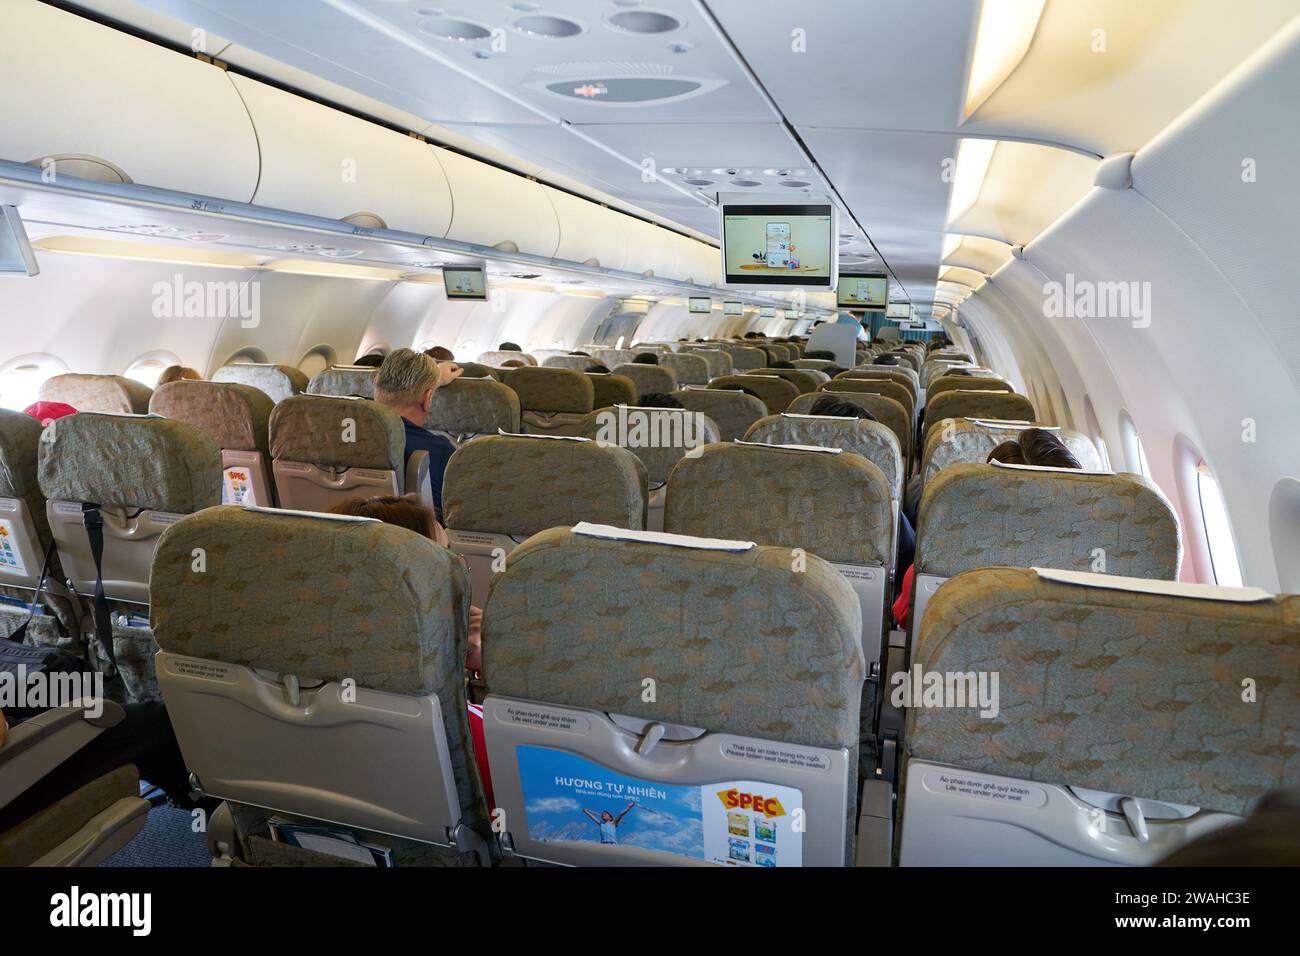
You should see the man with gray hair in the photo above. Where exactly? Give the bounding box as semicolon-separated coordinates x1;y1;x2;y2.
373;348;460;515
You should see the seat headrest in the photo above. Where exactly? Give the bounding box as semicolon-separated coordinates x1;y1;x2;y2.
708;375;798;414
212;363;308;404
925;390;1035;433
664;441;894;566
587;373;638;409
928;374;1013;399
425;377;521;436
39;373;151;414
502;366;594;414
745;414;903;502
749;367;821;394
268;394;405;472
610;363;678;396
307;366;376;399
659;352;709;385
917;462;1181;579
443;434;646;535
822;376;912;409
541;355;599;372
149;505;468;697
0;408;42;499
477;350;537;367
455;361;500;380
912;566;1300;815
483;526;863;751
578;406;721;485
149;380;273;454
921;418;1102;485
38;413;222;513
787;391;911;458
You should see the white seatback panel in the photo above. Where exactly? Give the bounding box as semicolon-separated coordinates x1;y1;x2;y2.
445;529;519;607
830;562;887;675
48;500;178;604
271;460;398;514
0;496;45;590
221;449;274;508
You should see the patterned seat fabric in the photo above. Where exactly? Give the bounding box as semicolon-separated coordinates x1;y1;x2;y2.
917;463;1181;579
149;505;488;865
749;367;822;394
610;363;677;400
920;419;1101;488
212;364;308;404
307;366;376;399
722;345;767;370
269;395;405;472
665;442;893;567
482;525;864;863
443;434;647;536
456;362;500;381
924;391;1036;439
744;414;903;504
476;350;537;367
149;380;273;456
660;352;709;386
587;374;638;409
39;373;151;414
683;348;733;377
909;567;1300;815
708;375;798;414
425;378;521;441
793;359;838;372
787;391;911;464
37;413;221;700
821;377;914;419
592;348;636;368
927;374;1013;400
542;355;599;372
501;367;593;415
671;388;767;442
578;406;720;486
836;366;919;397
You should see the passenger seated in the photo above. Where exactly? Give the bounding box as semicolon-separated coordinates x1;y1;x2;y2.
635;392;684;409
372;348;458;516
874;354;900;366
156;365;202;385
632;352;659;365
22;400;77;426
585;364;608;374
805;349;836;361
771;360;796;369
423;346;455;363
498;342;522;351
353;353;385;367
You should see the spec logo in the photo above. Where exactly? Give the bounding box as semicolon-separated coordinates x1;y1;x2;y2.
716;789;786;818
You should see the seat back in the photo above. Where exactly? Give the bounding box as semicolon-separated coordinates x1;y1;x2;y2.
579;406;719;531
924;390;1036;441
660;352;709;386
592;348;636;368
794;358;838;372
928;374;1013;400
744;413;903;506
212;363;307;404
39;373;151;414
723;345;767;370
149;380;276;507
708;375;798;414
502;366;594;436
611;363;677;400
442;434;647;604
911;462;1182;634
920;418;1101;489
587;373;638;409
665;441;894;674
457;362;500;381
307;365;376;399
38;412;220;606
477;350;537;367
683;348;733;377
899;567;1299;866
0;410;55;595
268;395;406;513
151;505;491;863
542;354;599;372
820;378;914;421
425;377;521;444
788;391;911;464
482;524;863;866
835;366;919;397
749;367;822;394
671;387;767;442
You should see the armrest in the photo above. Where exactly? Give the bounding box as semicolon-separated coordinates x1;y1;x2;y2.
404;450;434;510
0;700;124;812
855;777;895;867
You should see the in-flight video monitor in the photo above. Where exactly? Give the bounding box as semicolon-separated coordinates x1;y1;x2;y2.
442;265;488;300
723;301;744;316
688;296;712;314
0;206;39;277
886;301;912;319
719;196;837;290
836;272;888;310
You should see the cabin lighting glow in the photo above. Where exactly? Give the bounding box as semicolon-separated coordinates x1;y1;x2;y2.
963;0;1047;117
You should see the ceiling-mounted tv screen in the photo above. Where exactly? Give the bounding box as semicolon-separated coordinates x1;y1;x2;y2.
886;301;912;319
442;265;488;300
836;272;888;310
723;301;744;316
719;195;837;290
688;296;712;314
0;206;39;277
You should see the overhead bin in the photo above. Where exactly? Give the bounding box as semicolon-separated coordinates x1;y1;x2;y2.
436;147;560;257
232;75;453;237
0;0;258;200
545;185;630;272
623;218;687;281
675;237;721;286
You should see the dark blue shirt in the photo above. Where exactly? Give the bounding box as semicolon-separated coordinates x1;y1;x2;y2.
402;418;456;516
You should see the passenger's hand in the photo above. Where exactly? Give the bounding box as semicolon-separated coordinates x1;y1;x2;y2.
466;605;483;673
437;362;463;387
0;711;7;749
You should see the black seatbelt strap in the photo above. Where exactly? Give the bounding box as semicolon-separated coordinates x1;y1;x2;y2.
6;536;56;645
81;503;118;671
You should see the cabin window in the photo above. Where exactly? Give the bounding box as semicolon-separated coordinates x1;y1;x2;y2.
1195;463;1243;587
0;353;67;411
124;351;184;389
1083;395;1112;470
1270;477;1300;591
1118;410;1151;478
299;346;337;378
225;348;269;365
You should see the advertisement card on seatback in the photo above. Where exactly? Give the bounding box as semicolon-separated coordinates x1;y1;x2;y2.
517;745;803;866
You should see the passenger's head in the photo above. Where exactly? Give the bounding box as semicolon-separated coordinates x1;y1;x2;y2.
353;353;385;368
157;365;202;385
632;352;659;365
1019;428;1082;469
804;350;836;361
328;494;447;546
637;392;684;409
372;348;439;418
569;350;590;357
771;360;796;369
809;396;875;420
423;346;455;363
585;365;608;374
987;441;1027;465
823;366;847;378
498;342;522;351
715;383;761;399
873;354;900;366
